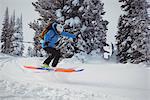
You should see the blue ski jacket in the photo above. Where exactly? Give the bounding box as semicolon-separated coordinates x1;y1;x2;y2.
42;23;76;48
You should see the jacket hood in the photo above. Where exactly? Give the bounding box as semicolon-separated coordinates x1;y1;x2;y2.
52;22;59;35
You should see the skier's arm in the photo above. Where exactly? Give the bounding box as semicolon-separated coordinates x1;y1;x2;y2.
61;32;76;39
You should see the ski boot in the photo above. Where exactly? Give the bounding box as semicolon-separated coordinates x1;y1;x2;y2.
41;63;50;69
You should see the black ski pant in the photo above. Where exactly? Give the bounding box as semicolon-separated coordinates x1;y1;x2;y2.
43;47;61;67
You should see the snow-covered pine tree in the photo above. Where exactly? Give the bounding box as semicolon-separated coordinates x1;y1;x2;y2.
12;15;24;56
1;7;9;53
27;46;33;57
29;20;44;57
116;15;133;63
9;11;16;55
30;0;84;58
81;0;108;54
54;0;85;58
1;8;24;56
30;0;108;58
116;0;150;64
19;15;24;56
1;7;14;54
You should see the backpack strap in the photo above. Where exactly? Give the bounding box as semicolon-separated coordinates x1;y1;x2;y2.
39;22;53;40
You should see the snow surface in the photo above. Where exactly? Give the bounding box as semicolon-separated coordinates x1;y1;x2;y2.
0;53;149;100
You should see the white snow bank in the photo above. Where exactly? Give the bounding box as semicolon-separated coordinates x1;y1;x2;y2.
0;54;149;100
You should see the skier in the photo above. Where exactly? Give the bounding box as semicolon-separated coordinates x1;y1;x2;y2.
41;22;76;68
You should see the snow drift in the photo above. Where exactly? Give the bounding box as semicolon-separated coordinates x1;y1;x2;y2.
0;53;149;100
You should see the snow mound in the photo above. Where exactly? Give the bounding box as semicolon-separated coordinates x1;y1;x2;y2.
0;80;132;100
0;54;149;100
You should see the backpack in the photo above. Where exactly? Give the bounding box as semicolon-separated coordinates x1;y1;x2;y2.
39;22;53;40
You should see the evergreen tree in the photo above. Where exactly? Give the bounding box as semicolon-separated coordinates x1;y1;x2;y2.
1;7;12;54
116;15;132;63
116;0;150;64
12;15;24;56
30;0;108;58
27;46;33;57
1;8;24;56
30;0;84;58
20;15;24;56
9;11;16;55
82;0;108;54
29;20;44;57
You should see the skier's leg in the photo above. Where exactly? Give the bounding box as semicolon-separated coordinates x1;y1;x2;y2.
51;49;61;67
43;47;55;65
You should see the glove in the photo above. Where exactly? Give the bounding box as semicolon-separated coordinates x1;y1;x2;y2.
73;38;77;42
73;36;81;42
44;41;49;46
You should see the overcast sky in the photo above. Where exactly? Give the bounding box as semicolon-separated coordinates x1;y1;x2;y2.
0;0;123;44
102;0;123;43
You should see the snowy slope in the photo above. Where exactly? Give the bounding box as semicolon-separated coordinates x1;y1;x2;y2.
0;53;149;100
